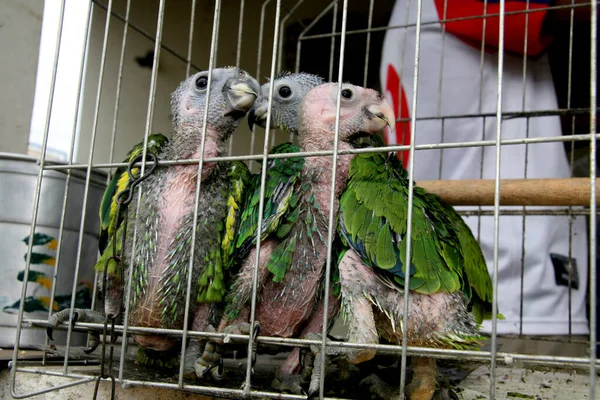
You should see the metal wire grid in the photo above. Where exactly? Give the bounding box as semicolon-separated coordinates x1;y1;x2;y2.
7;0;599;399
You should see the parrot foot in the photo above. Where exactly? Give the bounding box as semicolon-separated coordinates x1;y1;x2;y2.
47;308;105;354
221;320;260;344
303;332;339;399
195;340;225;381
359;372;457;400
405;356;438;400
271;372;307;395
221;321;260;371
359;373;401;400
182;338;203;379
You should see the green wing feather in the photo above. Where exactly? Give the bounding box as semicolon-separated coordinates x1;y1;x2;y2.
427;194;498;324
339;150;465;295
197;218;226;303
338;141;497;323
98;133;169;253
222;160;252;270
230;142;305;264
94;224;124;276
224;143;305;318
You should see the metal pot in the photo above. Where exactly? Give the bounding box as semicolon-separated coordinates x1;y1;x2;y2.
0;153;106;348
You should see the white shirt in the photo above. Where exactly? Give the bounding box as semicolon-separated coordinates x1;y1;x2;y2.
380;0;589;335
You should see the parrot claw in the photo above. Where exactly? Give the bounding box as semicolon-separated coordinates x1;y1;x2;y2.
300;346;315;382
211;356;225;381
195;340;225;381
271;373;308;395
434;388;459;400
304;332;354;397
359;373;401;400
252;321;260;341
307;389;319;399
82;331;100;354
47;308;105;343
221;320;260;344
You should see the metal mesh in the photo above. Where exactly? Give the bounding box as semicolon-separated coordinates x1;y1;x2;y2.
8;0;599;399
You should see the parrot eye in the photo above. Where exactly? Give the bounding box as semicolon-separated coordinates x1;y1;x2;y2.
195;76;208;89
341;89;353;99
278;86;292;98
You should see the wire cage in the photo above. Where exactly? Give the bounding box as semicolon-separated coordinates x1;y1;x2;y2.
6;0;599;399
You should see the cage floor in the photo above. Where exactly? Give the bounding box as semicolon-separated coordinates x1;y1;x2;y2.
2;347;597;399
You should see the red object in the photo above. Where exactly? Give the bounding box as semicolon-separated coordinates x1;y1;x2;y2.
385;63;412;166
433;0;553;56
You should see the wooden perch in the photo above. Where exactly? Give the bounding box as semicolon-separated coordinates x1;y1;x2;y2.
417;178;599;206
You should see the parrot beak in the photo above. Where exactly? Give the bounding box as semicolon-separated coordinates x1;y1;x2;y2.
366;99;396;134
248;102;268;131
227;79;260;118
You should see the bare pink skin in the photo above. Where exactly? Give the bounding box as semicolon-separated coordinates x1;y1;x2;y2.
337;249;476;363
278;287;340;376
252;148;351;337
132;128;221;350
332;250;475;399
219;150;350;337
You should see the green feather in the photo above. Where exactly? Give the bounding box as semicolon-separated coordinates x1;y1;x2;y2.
230;143;304;265
98;133;168;254
375;226;396;270
266;236;297;282
339;146;499;325
222;160;251;269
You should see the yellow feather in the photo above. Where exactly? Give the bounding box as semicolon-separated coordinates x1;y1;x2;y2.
38;277;52;291
43;257;56;267
47;239;58;251
39;297;60;311
109;169;136;234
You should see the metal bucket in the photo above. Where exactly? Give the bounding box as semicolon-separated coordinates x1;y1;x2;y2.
0;153;106;348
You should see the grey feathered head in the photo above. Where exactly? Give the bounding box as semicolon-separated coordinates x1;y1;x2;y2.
247;71;325;135
171;67;260;137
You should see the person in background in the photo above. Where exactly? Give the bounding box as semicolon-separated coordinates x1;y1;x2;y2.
380;0;593;356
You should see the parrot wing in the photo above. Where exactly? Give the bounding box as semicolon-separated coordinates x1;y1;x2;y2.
231;142;305;264
338;149;465;295
427;194;496;324
98;133;169;253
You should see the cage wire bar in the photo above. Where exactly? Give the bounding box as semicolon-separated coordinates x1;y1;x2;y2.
176;0;221;389
8;0;600;399
490;0;505;397
9;0;100;397
60;0;115;373
565;0;577;340
589;0;598;397
398;0;423;397
118;0;167;385
107;0;133;379
42;0;94;369
244;0;282;394
317;0;349;397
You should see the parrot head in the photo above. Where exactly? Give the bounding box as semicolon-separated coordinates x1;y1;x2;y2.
171;67;260;136
247;71;325;135
298;82;395;145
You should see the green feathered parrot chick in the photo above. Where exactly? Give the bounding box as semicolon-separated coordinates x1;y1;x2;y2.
47;67;258;379
207;77;393;394
311;139;500;399
242;73;498;399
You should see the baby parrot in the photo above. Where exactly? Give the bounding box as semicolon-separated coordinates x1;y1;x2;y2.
47;67;259;379
304;129;496;398
210;76;394;393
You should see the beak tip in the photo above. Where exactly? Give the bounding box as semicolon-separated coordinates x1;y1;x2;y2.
248;111;256;131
